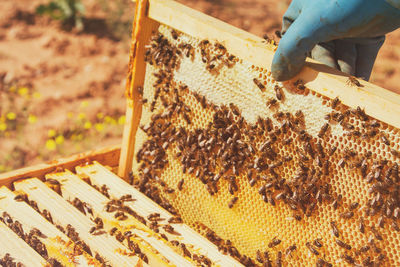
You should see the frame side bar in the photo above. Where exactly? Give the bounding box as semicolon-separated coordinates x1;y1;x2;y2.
118;0;160;179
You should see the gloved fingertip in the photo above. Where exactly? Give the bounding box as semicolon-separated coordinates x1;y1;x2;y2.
271;53;305;81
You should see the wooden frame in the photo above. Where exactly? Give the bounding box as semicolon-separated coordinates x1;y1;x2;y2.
118;0;400;179
1;0;399;185
0;145;120;188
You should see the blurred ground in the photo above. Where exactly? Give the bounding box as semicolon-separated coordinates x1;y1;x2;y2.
1;0;400;173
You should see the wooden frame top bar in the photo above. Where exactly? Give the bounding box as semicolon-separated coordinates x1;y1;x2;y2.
0;145;120;188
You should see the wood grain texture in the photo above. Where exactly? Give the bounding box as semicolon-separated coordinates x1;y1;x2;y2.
0;220;47;266
118;0;160;179
14;178;143;267
78;162;244;266
46;170;192;267
0;186;99;266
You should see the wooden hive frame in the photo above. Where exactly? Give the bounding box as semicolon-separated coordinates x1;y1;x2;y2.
0;0;400;265
117;0;400;180
0;0;399;189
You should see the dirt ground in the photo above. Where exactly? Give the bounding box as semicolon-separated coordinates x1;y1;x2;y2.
1;0;400;173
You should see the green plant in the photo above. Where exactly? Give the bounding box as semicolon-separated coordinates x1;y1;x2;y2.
97;0;133;40
36;0;85;31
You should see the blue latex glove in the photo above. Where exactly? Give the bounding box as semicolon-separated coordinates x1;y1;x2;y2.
271;0;400;81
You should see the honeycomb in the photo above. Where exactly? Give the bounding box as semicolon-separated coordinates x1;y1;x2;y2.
131;24;400;266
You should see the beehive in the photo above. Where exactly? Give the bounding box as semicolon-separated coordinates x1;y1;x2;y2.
0;162;242;266
122;0;400;266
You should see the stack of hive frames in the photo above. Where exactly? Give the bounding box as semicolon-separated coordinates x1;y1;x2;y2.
128;1;400;265
0;162;242;266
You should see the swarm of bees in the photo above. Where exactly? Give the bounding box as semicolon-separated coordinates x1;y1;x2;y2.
134;27;400;266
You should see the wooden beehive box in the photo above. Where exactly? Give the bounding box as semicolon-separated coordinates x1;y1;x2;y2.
1;0;400;266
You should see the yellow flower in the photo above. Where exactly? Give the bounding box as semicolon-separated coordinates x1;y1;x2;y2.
48;129;56;138
55;135;65;145
67;112;74;119
104;116;112;124
118;115;126;125
96;112;104;119
77;113;86;120
32;92;41;99
0;165;4;172
9;86;16;92
0;122;6;131
18;87;29;97
84;121;92;129
80;100;89;108
94;123;104;132
6;112;16;120
45;139;57;151
28;114;37;124
76;134;83;140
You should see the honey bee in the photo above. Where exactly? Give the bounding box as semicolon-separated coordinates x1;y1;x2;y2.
109;227;118;236
331;97;340;109
318;123;330;138
285;244;297;257
253;78;265;91
357;245;370;255
163;224;181;236
182;113;191;124
274;85;284;101
215;42;227;53
336;239;351;250
266;98;278;108
370;226;383;241
92;229;107;236
228;197;238;209
256;250;264;263
338;158;347;168
305;242;319;255
316;258;332;267
229;103;240;116
170;29;179;40
13;193;28;202
392;221;400;232
313;239;323;248
380;133;390;146
180;243;191;258
294;79;305;90
268;237;281;248
329;146;337;156
276;251;282;267
390;149;400;158
349;202;359;210
330;221;340;237
177;179;184;191
346;76;361;87
341;253;354;264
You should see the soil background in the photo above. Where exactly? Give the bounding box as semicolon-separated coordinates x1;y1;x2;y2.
1;0;400;172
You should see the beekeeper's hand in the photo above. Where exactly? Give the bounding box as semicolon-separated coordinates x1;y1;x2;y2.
271;0;400;81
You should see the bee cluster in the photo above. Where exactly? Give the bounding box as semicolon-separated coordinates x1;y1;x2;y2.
0;212;61;266
132;25;400;266
0;253;24;267
44;171;217;266
12;192;94;261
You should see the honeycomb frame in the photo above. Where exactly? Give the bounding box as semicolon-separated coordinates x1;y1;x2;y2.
121;0;400;266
